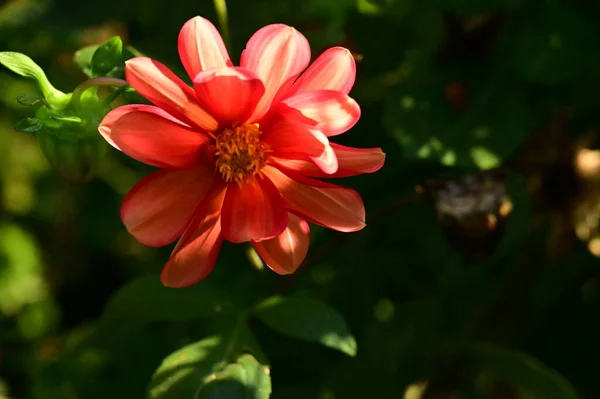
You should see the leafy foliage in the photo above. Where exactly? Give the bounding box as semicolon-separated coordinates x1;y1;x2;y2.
149;323;267;399
254;295;357;356
196;354;271;399
90;36;123;77
98;274;235;340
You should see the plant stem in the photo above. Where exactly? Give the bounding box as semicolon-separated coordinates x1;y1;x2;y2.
213;0;231;51
71;77;128;107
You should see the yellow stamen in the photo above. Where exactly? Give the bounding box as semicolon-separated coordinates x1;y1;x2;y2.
214;123;270;184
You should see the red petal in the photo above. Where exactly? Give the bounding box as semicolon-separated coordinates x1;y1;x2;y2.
262;112;337;174
280;90;361;136
252;214;310;275
160;182;226;287
240;24;310;121
193;67;264;127
125;57;218;131
121;166;215;247
263;166;365;232
178;16;231;80
287;47;356;96
99;104;161;150
262;115;324;157
110;109;211;169
221;176;288;243
272;143;385;178
307;130;338;174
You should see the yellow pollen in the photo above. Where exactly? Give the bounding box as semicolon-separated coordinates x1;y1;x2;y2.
214;123;270;184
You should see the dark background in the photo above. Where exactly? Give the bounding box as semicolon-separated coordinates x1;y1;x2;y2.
1;0;600;397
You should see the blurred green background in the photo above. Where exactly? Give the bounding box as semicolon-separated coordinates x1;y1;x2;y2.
2;0;600;397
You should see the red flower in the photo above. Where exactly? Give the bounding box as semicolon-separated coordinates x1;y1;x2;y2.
99;17;385;287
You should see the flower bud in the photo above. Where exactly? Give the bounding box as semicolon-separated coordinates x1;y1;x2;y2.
34;101;109;184
1;48;128;184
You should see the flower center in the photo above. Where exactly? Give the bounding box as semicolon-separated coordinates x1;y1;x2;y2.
214;123;270;184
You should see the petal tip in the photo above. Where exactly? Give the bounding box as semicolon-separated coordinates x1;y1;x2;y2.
372;149;386;172
124;56;148;68
331;46;353;58
160;268;191;288
343;221;366;233
160;257;212;288
343;216;366;232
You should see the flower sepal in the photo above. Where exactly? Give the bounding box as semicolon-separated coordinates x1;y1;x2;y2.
34;96;110;184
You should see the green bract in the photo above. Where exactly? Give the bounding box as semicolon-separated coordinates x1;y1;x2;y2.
0;51;70;109
34;98;109;184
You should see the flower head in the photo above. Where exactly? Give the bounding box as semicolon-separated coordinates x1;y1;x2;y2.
99;16;385;287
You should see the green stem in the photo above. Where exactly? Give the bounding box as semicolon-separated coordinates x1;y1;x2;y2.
222;316;245;362
71;77;128;107
125;45;145;58
213;0;231;51
104;84;133;106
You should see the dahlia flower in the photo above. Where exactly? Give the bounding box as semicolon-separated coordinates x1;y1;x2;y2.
99;16;384;287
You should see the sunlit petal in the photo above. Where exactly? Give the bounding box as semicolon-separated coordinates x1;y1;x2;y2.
264;166;365;232
125;57;218;131
178;16;231;79
121;166;215;247
252;213;310;274
161;182;226;287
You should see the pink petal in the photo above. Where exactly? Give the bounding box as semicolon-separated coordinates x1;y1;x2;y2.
272;143;385;178
193;67;264;127
280;90;361;136
263;166;366;232
241;24;310;121
221;176;288;243
178;16;231;80
99;104;164;150
161;182;226;288
262;112;338;174
287;47;356;96
121;166;215;247
306;130;337;174
110;109;211;169
125;57;218;131
252;214;310;275
262;115;323;156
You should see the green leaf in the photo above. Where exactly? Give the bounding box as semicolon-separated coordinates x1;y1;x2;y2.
16;93;43;106
73;44;100;77
149;322;268;399
98;274;234;341
197;354;271;399
384;76;533;170
509;6;600;85
0;52;50;83
90;36;123;77
14;117;42;132
471;343;579;398
0;52;67;106
254;295;357;356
